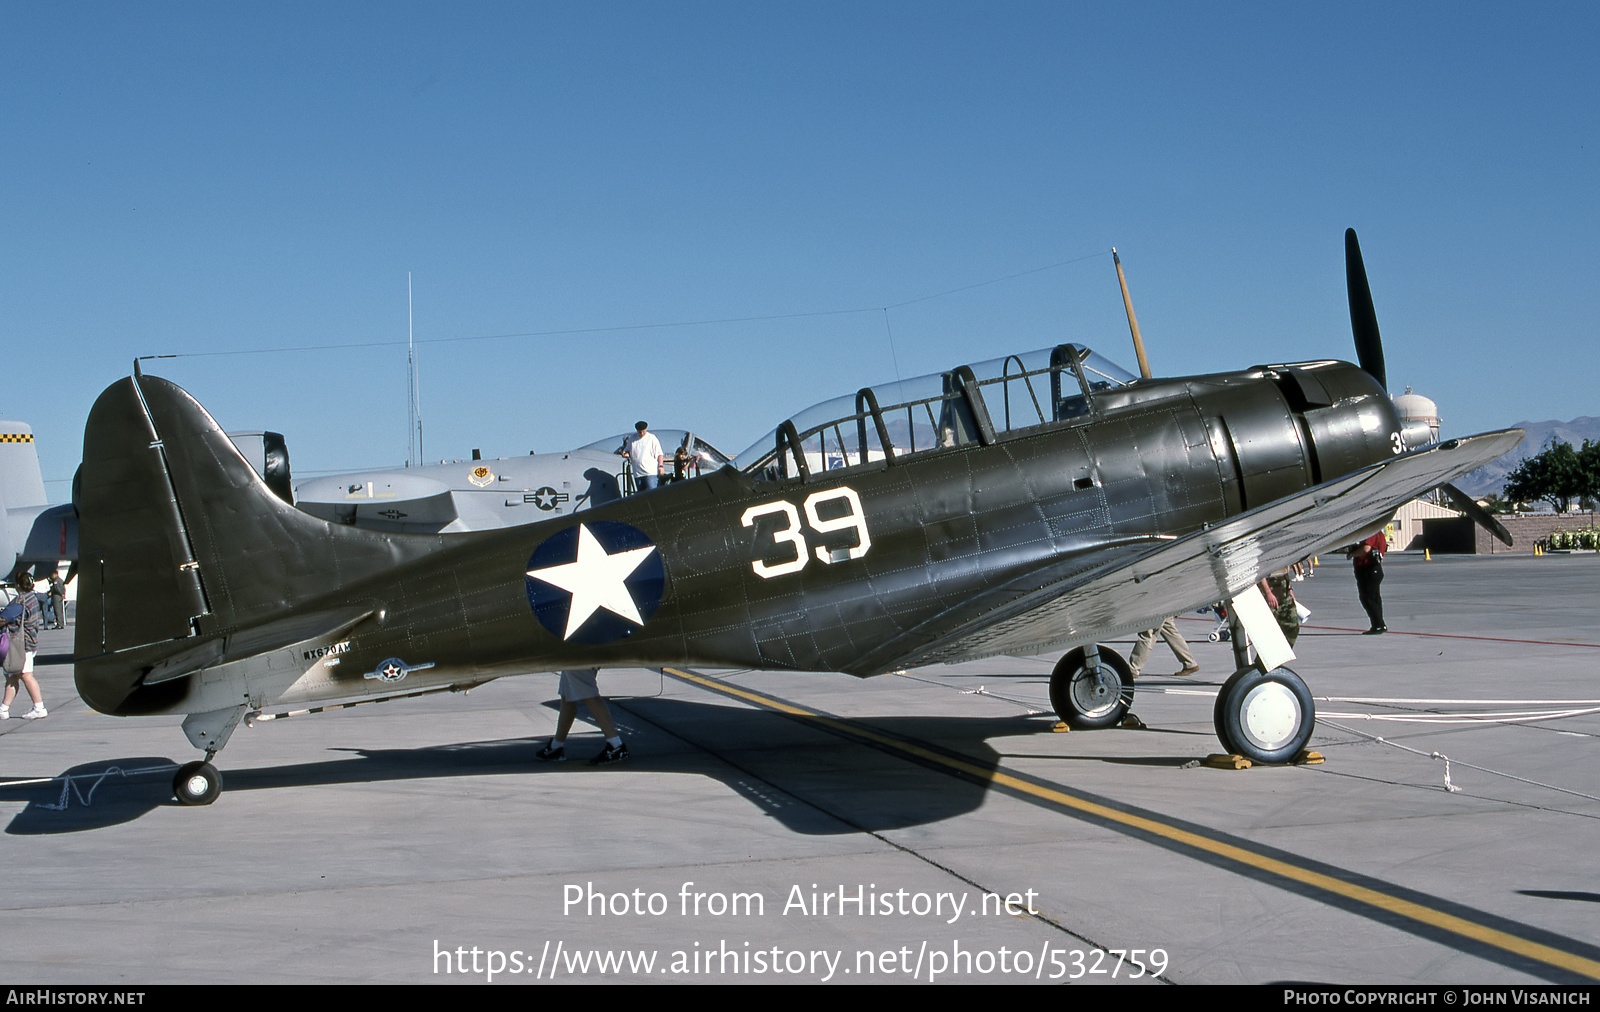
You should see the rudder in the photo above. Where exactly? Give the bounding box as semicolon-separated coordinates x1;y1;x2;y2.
74;370;440;664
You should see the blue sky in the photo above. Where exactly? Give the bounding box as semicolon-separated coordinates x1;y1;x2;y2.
4;3;1596;498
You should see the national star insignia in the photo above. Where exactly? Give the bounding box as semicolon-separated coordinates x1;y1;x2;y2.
525;523;659;639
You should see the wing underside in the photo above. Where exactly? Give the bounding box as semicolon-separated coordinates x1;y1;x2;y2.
858;429;1523;674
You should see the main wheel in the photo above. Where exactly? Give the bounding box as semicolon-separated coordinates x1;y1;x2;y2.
1049;647;1134;729
1213;665;1315;764
173;761;222;806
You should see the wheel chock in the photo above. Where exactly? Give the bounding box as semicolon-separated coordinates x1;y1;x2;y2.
1119;713;1147;730
1203;753;1253;770
1292;750;1324;765
1051;720;1070;733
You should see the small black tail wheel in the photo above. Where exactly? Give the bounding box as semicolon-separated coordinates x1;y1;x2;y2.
173;761;222;806
1049;647;1135;729
1213;665;1315;764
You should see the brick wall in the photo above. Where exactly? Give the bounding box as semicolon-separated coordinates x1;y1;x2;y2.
1473;512;1600;554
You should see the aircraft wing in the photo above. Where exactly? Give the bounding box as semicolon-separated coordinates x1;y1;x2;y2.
854;428;1524;673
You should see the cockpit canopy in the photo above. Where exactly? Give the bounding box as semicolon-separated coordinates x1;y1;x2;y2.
735;345;1136;480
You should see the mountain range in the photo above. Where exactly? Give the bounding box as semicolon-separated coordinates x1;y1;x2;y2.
1451;416;1600;498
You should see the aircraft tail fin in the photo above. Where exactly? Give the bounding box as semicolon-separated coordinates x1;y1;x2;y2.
0;423;48;513
74;371;439;667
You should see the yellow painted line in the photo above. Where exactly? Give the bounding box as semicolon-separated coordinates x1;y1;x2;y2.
664;667;1600;981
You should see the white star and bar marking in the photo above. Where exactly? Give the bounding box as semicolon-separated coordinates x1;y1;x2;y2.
525;523;659;639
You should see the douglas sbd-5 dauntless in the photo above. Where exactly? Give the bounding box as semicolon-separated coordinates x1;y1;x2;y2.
73;231;1521;804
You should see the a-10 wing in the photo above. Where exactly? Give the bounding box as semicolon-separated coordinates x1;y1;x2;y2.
853;429;1524;674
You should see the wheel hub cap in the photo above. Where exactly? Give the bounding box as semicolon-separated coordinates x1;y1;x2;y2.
1071;666;1121;718
1240;682;1301;751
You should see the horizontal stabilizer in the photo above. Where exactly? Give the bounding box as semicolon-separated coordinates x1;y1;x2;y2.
18;503;77;565
143;605;377;685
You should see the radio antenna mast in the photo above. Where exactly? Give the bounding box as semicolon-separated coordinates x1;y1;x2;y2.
406;273;422;467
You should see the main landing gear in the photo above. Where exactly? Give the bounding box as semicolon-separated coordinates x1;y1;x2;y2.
1212;664;1315;764
1048;646;1317;765
1049;646;1135;729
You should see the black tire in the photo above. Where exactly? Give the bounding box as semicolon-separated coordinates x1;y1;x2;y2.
173;761;222;806
1049;647;1134;729
1213;665;1315;764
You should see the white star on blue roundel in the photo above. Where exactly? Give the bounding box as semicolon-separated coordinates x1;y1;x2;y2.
525;521;665;644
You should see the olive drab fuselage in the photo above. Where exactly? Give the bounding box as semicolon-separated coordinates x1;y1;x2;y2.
73;352;1403;718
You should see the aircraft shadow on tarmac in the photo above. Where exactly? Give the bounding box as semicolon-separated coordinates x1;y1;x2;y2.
1518;890;1600;904
0;698;1123;836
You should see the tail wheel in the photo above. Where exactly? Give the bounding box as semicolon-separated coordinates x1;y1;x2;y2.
1049;647;1134;729
1213;665;1316;763
173;761;222;806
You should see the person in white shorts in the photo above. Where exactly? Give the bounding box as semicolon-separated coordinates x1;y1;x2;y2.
1;576;47;720
537;669;628;765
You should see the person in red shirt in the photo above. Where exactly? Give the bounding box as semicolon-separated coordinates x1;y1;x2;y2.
1348;532;1388;634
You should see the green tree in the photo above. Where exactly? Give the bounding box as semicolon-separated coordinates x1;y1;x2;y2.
1503;438;1600;512
1581;440;1600;509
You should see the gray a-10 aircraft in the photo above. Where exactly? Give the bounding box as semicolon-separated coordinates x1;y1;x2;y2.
71;231;1521;805
292;431;731;534
0;421;729;572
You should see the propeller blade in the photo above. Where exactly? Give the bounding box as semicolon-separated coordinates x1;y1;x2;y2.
1345;228;1387;391
1439;482;1513;548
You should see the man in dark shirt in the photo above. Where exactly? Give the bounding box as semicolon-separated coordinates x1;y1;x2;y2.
1349;532;1387;634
